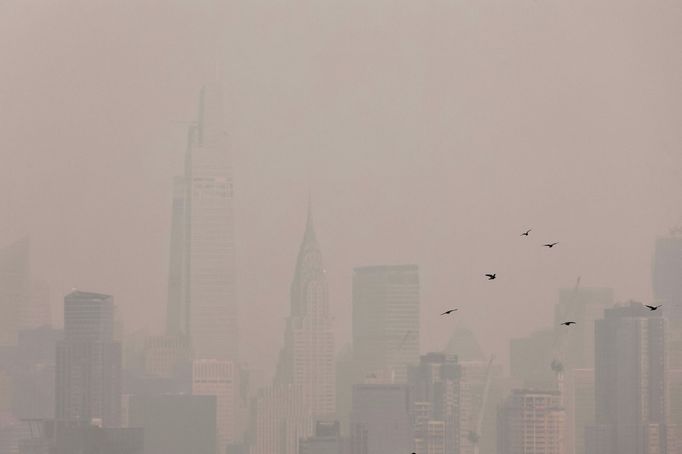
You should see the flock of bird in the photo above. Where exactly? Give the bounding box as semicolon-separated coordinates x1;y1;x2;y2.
438;228;662;325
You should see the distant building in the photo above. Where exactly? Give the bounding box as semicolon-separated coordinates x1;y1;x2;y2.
193;359;242;451
143;335;190;379
249;384;312;454
0;237;30;346
53;422;143;454
56;291;121;427
585;302;672;454
458;360;503;454
299;420;346;454
565;369;594;454
497;389;566;454
407;352;459;454
350;383;413;454
129;394;216;454
653;230;682;321
554;286;613;371
166;84;238;361
275;204;336;421
352;265;420;383
509;329;556;389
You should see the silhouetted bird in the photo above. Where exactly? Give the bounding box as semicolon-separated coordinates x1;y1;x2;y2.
441;309;458;315
543;242;559;248
645;305;662;311
485;273;496;280
561;321;576;326
521;229;532;236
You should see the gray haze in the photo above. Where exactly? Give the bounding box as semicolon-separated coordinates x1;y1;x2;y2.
1;0;681;376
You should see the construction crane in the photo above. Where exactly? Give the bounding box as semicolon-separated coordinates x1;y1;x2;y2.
468;354;495;454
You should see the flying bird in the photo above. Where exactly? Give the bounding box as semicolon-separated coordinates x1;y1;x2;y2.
441;309;458;315
645;305;662;311
561;321;576;326
521;229;532;236
485;273;496;280
543;242;559;248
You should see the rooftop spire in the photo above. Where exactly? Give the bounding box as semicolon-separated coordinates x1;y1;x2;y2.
304;191;316;243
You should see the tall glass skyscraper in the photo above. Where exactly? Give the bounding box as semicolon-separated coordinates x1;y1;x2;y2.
166;84;238;361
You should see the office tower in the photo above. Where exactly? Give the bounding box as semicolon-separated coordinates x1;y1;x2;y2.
350;383;413;454
408;353;459;454
458;359;503;454
565;369;594;454
53;423;144;454
166;84;238;360
653;229;682;321
193;359;241;451
56;291;121;427
299;420;346;454
444;323;485;362
129;394;216;454
12;327;62;419
554;286;613;371
352;265;420;383
509;329;556;389
250;384;312;454
143;335;190;379
0;237;30;346
275;204;335;420
586;302;671;454
497;389;566;454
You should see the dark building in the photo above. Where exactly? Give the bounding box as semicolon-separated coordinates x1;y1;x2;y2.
54;422;143;454
586;302;672;454
128;394;216;454
56;291;121;427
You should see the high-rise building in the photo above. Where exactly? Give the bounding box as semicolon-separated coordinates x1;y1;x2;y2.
352;265;420;383
586;302;672;454
408;353;459;454
166;84;238;361
0;237;30;346
275;204;335;420
193;359;241;451
249;384;312;454
55;291;121;427
509;329;556;389
458;359;503;454
565;369;594;454
653;229;682;321
554;286;613;371
129;394;217;454
299;420;346;454
497;389;566;454
143;335;190;379
350;383;413;454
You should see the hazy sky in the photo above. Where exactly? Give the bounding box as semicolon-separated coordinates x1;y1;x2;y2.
1;0;681;375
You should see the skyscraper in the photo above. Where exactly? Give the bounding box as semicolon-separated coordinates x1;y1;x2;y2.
166;84;238;361
350;383;413;454
566;369;594;454
56;290;121;427
352;265;420;384
553;286;613;371
0;237;30;346
586;302;671;454
497;389;566;454
193;359;241;452
653;229;682;321
275;203;335;420
407;352;460;454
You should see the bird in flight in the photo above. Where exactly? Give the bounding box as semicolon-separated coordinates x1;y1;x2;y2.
645;305;662;311
521;229;532;236
441;309;458;315
543;242;559;248
485;273;496;280
561;321;576;326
